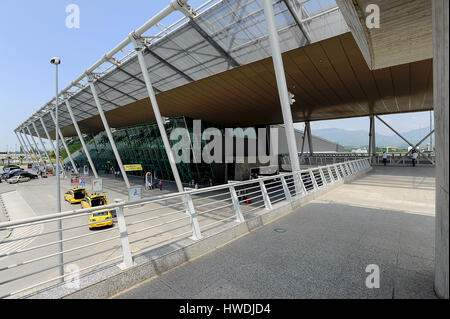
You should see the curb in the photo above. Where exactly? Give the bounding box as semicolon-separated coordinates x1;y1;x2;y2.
0;193;13;241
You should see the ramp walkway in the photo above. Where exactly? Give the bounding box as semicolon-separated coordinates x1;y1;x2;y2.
115;167;436;299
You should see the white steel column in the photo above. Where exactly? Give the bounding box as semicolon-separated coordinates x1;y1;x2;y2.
49;110;79;174
20;130;38;165
305;121;313;155
15;131;32;164
65;99;99;178
21;129;40;166
40;116;63;172
263;0;301;176
130;34;184;192
26;125;45;168
87;75;130;189
31;122;54;169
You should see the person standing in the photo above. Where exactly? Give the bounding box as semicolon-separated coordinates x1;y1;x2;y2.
382;152;388;166
159;180;163;191
412;150;418;167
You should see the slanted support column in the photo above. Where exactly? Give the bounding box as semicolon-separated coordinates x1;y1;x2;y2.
31;122;53;169
305;121;313;155
129;33;184;192
87;74;130;189
65;99;99;178
15;131;32;164
49;110;79;174
433;0;449;299
40;117;63;172
26;125;45;168
21;129;40;166
263;0;301;179
368;115;376;162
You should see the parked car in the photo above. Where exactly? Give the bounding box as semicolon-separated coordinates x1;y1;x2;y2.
81;193;108;209
7;175;31;184
17;171;38;180
64;187;88;204
2;165;21;173
2;169;24;180
89;209;114;230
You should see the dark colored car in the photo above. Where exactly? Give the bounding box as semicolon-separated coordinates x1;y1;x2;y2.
17;171;38;180
2;169;24;180
2;165;21;173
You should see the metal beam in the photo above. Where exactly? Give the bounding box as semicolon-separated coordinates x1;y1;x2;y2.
31;121;54;169
144;48;195;82
305;121;313;155
115;67;162;94
282;0;312;43
130;33;185;193
49;110;79;174
21;129;40;166
26;125;45;168
263;0;301;197
40;116;63;172
96;79;138;102
15;131;32;164
376;115;415;149
65;99;99;178
87;75;131;189
394;130;435;165
188;20;240;68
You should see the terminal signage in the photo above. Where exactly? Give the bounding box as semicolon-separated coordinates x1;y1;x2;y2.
128;186;142;202
124;164;143;172
92;178;103;192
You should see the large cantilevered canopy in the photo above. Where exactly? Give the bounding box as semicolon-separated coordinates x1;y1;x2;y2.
18;0;349;138
20;0;432;138
49;32;433;138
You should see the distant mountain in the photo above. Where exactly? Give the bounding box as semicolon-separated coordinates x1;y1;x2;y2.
312;127;433;148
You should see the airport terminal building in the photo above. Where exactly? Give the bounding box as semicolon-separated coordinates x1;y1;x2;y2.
14;0;433;188
63;118;344;185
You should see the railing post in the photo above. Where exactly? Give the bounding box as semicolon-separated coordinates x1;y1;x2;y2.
319;168;328;186
280;175;292;202
347;162;353;176
309;170;319;190
185;194;202;240
259;180;273;210
349;162;356;175
358;160;363;171
295;171;307;195
115;199;135;270
229;185;245;223
339;163;347;178
327;166;335;183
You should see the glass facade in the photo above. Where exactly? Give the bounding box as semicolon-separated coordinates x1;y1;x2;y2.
70;117;219;185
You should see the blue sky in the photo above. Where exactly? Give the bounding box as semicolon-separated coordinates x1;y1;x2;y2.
0;0;433;152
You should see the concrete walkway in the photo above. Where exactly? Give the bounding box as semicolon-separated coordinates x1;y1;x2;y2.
114;166;436;299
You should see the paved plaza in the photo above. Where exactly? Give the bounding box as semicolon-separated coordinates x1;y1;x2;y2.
114;167;436;299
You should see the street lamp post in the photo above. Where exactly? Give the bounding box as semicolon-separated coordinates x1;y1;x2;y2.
50;57;64;283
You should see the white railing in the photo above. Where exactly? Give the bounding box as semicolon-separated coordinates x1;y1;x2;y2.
296;153;435;166
0;158;371;299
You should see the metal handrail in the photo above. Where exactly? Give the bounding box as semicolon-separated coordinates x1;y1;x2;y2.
0;159;370;299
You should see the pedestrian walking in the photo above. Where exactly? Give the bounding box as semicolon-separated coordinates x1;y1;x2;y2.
159;180;163;191
382;151;388;166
